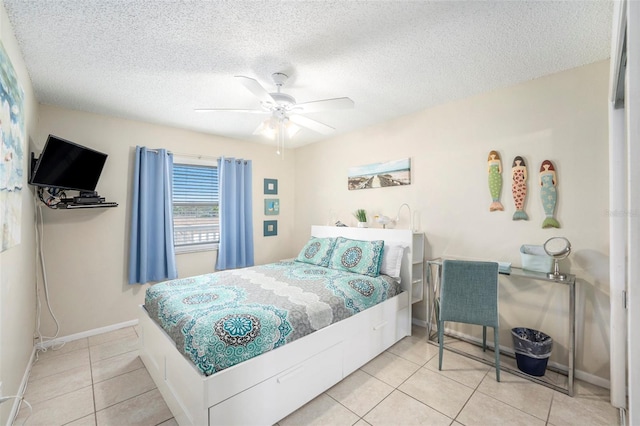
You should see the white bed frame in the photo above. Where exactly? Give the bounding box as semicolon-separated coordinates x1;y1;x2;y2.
138;225;414;425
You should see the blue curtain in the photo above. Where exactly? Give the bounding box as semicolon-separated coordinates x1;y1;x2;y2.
128;146;178;284
216;157;254;270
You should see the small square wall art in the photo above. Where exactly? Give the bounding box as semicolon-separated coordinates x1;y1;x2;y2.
264;198;280;215
264;220;278;236
264;178;278;195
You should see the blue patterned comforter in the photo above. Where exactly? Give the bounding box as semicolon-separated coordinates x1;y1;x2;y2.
144;261;401;376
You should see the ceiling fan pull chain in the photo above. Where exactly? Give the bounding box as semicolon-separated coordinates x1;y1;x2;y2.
277;119;285;158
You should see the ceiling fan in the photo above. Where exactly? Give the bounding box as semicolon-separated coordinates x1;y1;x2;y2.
195;72;354;151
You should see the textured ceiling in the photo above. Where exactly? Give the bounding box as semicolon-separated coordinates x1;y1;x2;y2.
4;0;613;148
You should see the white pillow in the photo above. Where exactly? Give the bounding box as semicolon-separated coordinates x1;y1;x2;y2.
380;244;407;279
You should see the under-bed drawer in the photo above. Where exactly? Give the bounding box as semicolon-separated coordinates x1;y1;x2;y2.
208;342;343;425
343;296;401;375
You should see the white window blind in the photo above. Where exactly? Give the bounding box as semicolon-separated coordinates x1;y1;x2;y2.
172;162;219;250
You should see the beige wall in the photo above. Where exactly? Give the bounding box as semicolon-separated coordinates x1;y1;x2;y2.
0;3;38;424
33;105;295;338
294;61;611;382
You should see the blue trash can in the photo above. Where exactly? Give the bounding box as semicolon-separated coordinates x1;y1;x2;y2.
511;328;553;376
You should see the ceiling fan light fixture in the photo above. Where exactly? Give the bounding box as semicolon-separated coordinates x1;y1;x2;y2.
256;115;300;144
255;118;277;140
264;127;277;140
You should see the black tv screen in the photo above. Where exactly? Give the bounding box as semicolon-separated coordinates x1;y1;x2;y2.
29;135;108;192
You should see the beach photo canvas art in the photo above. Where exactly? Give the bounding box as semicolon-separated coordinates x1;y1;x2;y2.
348;158;411;191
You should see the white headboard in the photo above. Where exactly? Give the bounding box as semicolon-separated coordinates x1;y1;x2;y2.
310;225;414;293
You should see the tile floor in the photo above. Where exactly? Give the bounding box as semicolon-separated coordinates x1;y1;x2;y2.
13;325;619;426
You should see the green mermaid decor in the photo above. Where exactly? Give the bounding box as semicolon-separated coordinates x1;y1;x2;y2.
488;150;504;211
539;160;560;228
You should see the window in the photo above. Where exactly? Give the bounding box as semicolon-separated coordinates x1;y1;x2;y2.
172;158;219;253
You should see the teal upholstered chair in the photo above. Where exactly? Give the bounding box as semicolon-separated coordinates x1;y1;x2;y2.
438;259;501;381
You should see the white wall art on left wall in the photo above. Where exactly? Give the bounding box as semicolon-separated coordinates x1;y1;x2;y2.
0;39;24;252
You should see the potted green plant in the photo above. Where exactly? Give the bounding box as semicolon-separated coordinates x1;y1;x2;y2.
353;209;368;228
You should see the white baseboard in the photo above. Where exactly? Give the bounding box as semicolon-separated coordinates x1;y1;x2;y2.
566;366;611;390
7;346;36;426
412;318;428;328
34;319;139;350
10;320;139;424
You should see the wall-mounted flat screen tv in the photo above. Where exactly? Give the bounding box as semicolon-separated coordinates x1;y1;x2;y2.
29;135;108;192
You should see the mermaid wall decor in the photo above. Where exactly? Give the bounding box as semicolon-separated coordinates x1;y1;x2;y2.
487;150;504;211
539;159;560;228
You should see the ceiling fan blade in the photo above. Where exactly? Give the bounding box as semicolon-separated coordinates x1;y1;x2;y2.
289;114;335;135
235;75;276;105
194;108;267;113
252;121;265;135
293;97;354;113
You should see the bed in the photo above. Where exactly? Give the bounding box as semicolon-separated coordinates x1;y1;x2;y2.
138;225;415;425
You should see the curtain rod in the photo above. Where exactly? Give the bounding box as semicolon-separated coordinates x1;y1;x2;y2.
144;148;219;161
144;149;248;164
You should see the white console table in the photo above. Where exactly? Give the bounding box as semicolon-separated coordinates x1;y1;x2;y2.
426;258;576;397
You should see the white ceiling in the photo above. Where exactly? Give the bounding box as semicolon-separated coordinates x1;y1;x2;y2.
3;0;613;148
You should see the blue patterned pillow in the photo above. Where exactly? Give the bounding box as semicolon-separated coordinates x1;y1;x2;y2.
295;237;336;267
328;237;385;277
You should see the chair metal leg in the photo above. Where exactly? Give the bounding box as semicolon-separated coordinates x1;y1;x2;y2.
434;298;440;339
438;321;444;370
482;326;487;352
494;327;500;382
